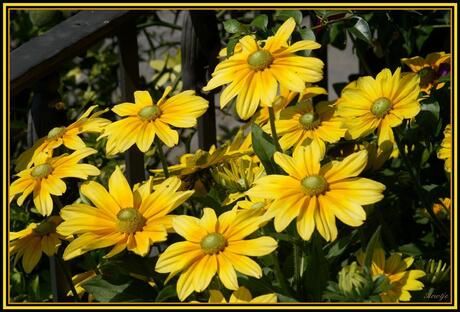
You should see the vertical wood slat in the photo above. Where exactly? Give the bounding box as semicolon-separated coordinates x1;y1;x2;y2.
116;23;145;185
181;11;220;150
23;75;70;301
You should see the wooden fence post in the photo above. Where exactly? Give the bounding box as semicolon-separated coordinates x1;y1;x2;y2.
116;22;146;185
181;11;220;150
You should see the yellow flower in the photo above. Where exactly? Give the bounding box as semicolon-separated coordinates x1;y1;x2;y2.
267;100;346;155
437;124;451;173
331;141;393;172
155;208;277;301
336;68;421;158
357;248;425;302
208;286;277;303
203;17;324;120
151;142;247;178
57;167;194;260
68;270;97;298
10;148;100;216
432;197;450;219
211;157;265;205
99;87;208;153
14;105;110;172
247;145;385;242
10;216;65;273
402;52;450;93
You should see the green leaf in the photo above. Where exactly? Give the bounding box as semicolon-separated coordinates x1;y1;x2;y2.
303;233;329;301
274;10;303;25
155;285;177;302
329;23;347;50
250;14;268;30
398;243;423;256
348;16;372;44
226;37;239;57
251;123;279;174
315;10;350;18
364;226;382;269
298;27;315;42
82;276;131;302
223;19;242;34
82;275;156;302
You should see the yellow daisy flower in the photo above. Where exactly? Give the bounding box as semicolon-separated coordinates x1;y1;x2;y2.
99;87;208;154
57;167;194;260
247;145;385;242
155;208;278;301
401;52;450;93
267;100;346;155
203;17;324;120
9;148;100;216
437;124;451;173
336;68;421;157
357;248;425;302
211;156;265;205
14;105;110;172
208;286;277;303
432;197;450;219
10;216;65;273
68;270;97;299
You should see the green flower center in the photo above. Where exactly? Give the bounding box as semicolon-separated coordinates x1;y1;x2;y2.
30;163;53;179
371;97;392;118
419;67;437;86
247;50;273;71
47;126;66;140
200;233;227;254
301;175;328;196
116;208;146;233
138;105;161;121
299;112;321;130
34;220;57;236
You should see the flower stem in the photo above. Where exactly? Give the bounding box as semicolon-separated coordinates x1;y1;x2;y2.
155;138;170;178
394;126;449;238
293;240;301;293
268;106;282;153
55;256;79;301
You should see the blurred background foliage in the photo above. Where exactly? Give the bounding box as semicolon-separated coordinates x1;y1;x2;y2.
9;9;451;302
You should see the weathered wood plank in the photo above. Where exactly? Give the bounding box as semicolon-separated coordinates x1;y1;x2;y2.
11;10;137;95
181;11;220;150
116;22;146;185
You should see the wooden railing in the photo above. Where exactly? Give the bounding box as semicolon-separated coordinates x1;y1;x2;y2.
10;9;220;301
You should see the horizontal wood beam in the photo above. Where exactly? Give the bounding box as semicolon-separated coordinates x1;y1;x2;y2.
10;10;138;95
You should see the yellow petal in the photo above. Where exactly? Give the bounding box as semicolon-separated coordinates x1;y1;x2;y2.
22;236;42;273
225;237;277;257
33;185;53;216
152;119;179;147
314;202;338;242
135;122;156;152
319;193;366;227
273;152;303;179
108;166;134;209
134;90;153;106
216;252;238;290
155;241;202;274
328;177;385;205
223;252;262;278
296;196;316;241
192;254;217;292
80;181;119;217
200;208;218;233
321;150;368;183
173;215;207;242
229;286;252;303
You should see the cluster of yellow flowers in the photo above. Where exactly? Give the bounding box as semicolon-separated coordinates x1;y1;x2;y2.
9;17;451;303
